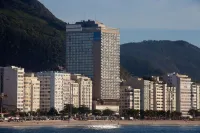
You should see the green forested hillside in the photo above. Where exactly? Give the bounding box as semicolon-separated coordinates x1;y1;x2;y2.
0;0;65;71
121;40;200;81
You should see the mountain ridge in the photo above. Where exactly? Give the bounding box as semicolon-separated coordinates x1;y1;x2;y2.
120;40;200;81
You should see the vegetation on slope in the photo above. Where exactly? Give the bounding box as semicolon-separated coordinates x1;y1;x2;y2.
121;40;200;81
0;0;65;71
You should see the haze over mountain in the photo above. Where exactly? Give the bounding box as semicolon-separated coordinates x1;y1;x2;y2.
1;0;200;81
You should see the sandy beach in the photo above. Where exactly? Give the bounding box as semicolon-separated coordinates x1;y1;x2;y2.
0;120;200;127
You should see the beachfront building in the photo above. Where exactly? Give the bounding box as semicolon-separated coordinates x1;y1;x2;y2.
122;77;154;111
63;80;79;108
191;83;200;110
153;80;165;111
71;74;92;110
24;73;40;112
0;66;25;111
163;86;176;112
163;73;192;116
119;86;140;115
37;72;72;112
66;20;120;101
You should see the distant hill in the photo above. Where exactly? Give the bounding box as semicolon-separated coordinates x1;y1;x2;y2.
0;0;66;71
120;40;200;81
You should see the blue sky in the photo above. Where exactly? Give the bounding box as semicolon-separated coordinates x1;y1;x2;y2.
39;0;200;46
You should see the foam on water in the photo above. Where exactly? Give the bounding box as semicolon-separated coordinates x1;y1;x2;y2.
86;124;120;130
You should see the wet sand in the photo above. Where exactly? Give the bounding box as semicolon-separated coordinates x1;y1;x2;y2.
0;120;200;127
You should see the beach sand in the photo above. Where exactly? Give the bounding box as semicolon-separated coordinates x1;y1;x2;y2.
0;120;200;127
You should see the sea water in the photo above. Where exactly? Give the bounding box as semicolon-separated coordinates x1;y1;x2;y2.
0;125;200;133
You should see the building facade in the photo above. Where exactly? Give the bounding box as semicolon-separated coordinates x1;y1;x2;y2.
191;83;200;110
0;66;25;111
163;86;176;112
119;86;140;115
71;74;92;110
153;81;165;111
66;20;120;100
37;72;72;112
163;73;192;116
63;79;79;108
24;73;40;112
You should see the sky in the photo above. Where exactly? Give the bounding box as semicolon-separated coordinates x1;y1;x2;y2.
39;0;200;46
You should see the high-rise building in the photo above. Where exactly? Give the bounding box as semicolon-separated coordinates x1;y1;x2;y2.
63;79;79;108
163;86;176;112
37;72;72;112
163;73;192;116
37;72;81;112
24;73;40;112
119;86;140;115
71;74;92;110
0;66;25;111
153;77;176;112
191;83;200;110
123;76;176;112
66;20;120;100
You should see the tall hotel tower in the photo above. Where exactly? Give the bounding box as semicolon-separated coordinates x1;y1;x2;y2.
66;20;120;100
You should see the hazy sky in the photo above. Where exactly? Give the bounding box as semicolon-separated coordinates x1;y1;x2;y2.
39;0;200;46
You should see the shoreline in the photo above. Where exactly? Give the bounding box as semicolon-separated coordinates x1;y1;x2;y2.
0;120;200;127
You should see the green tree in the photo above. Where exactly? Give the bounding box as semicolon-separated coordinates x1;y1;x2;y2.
78;105;90;115
47;107;58;116
171;111;182;120
102;109;114;116
92;109;102;116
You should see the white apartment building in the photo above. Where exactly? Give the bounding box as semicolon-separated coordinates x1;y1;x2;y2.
163;86;176;112
24;73;40;112
66;20;120;100
37;72;71;112
71;74;92;110
37;72;81;112
63;80;79;108
122;77;154;111
141;80;154;111
153;81;165;111
191;83;200;110
123;76;176;112
163;73;192;116
119;86;140;115
0;66;25;111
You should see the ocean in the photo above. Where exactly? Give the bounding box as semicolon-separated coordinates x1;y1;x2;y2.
0;125;200;133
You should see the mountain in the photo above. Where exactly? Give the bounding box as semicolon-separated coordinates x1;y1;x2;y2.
0;0;66;71
0;0;131;79
121;40;200;81
1;0;200;81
